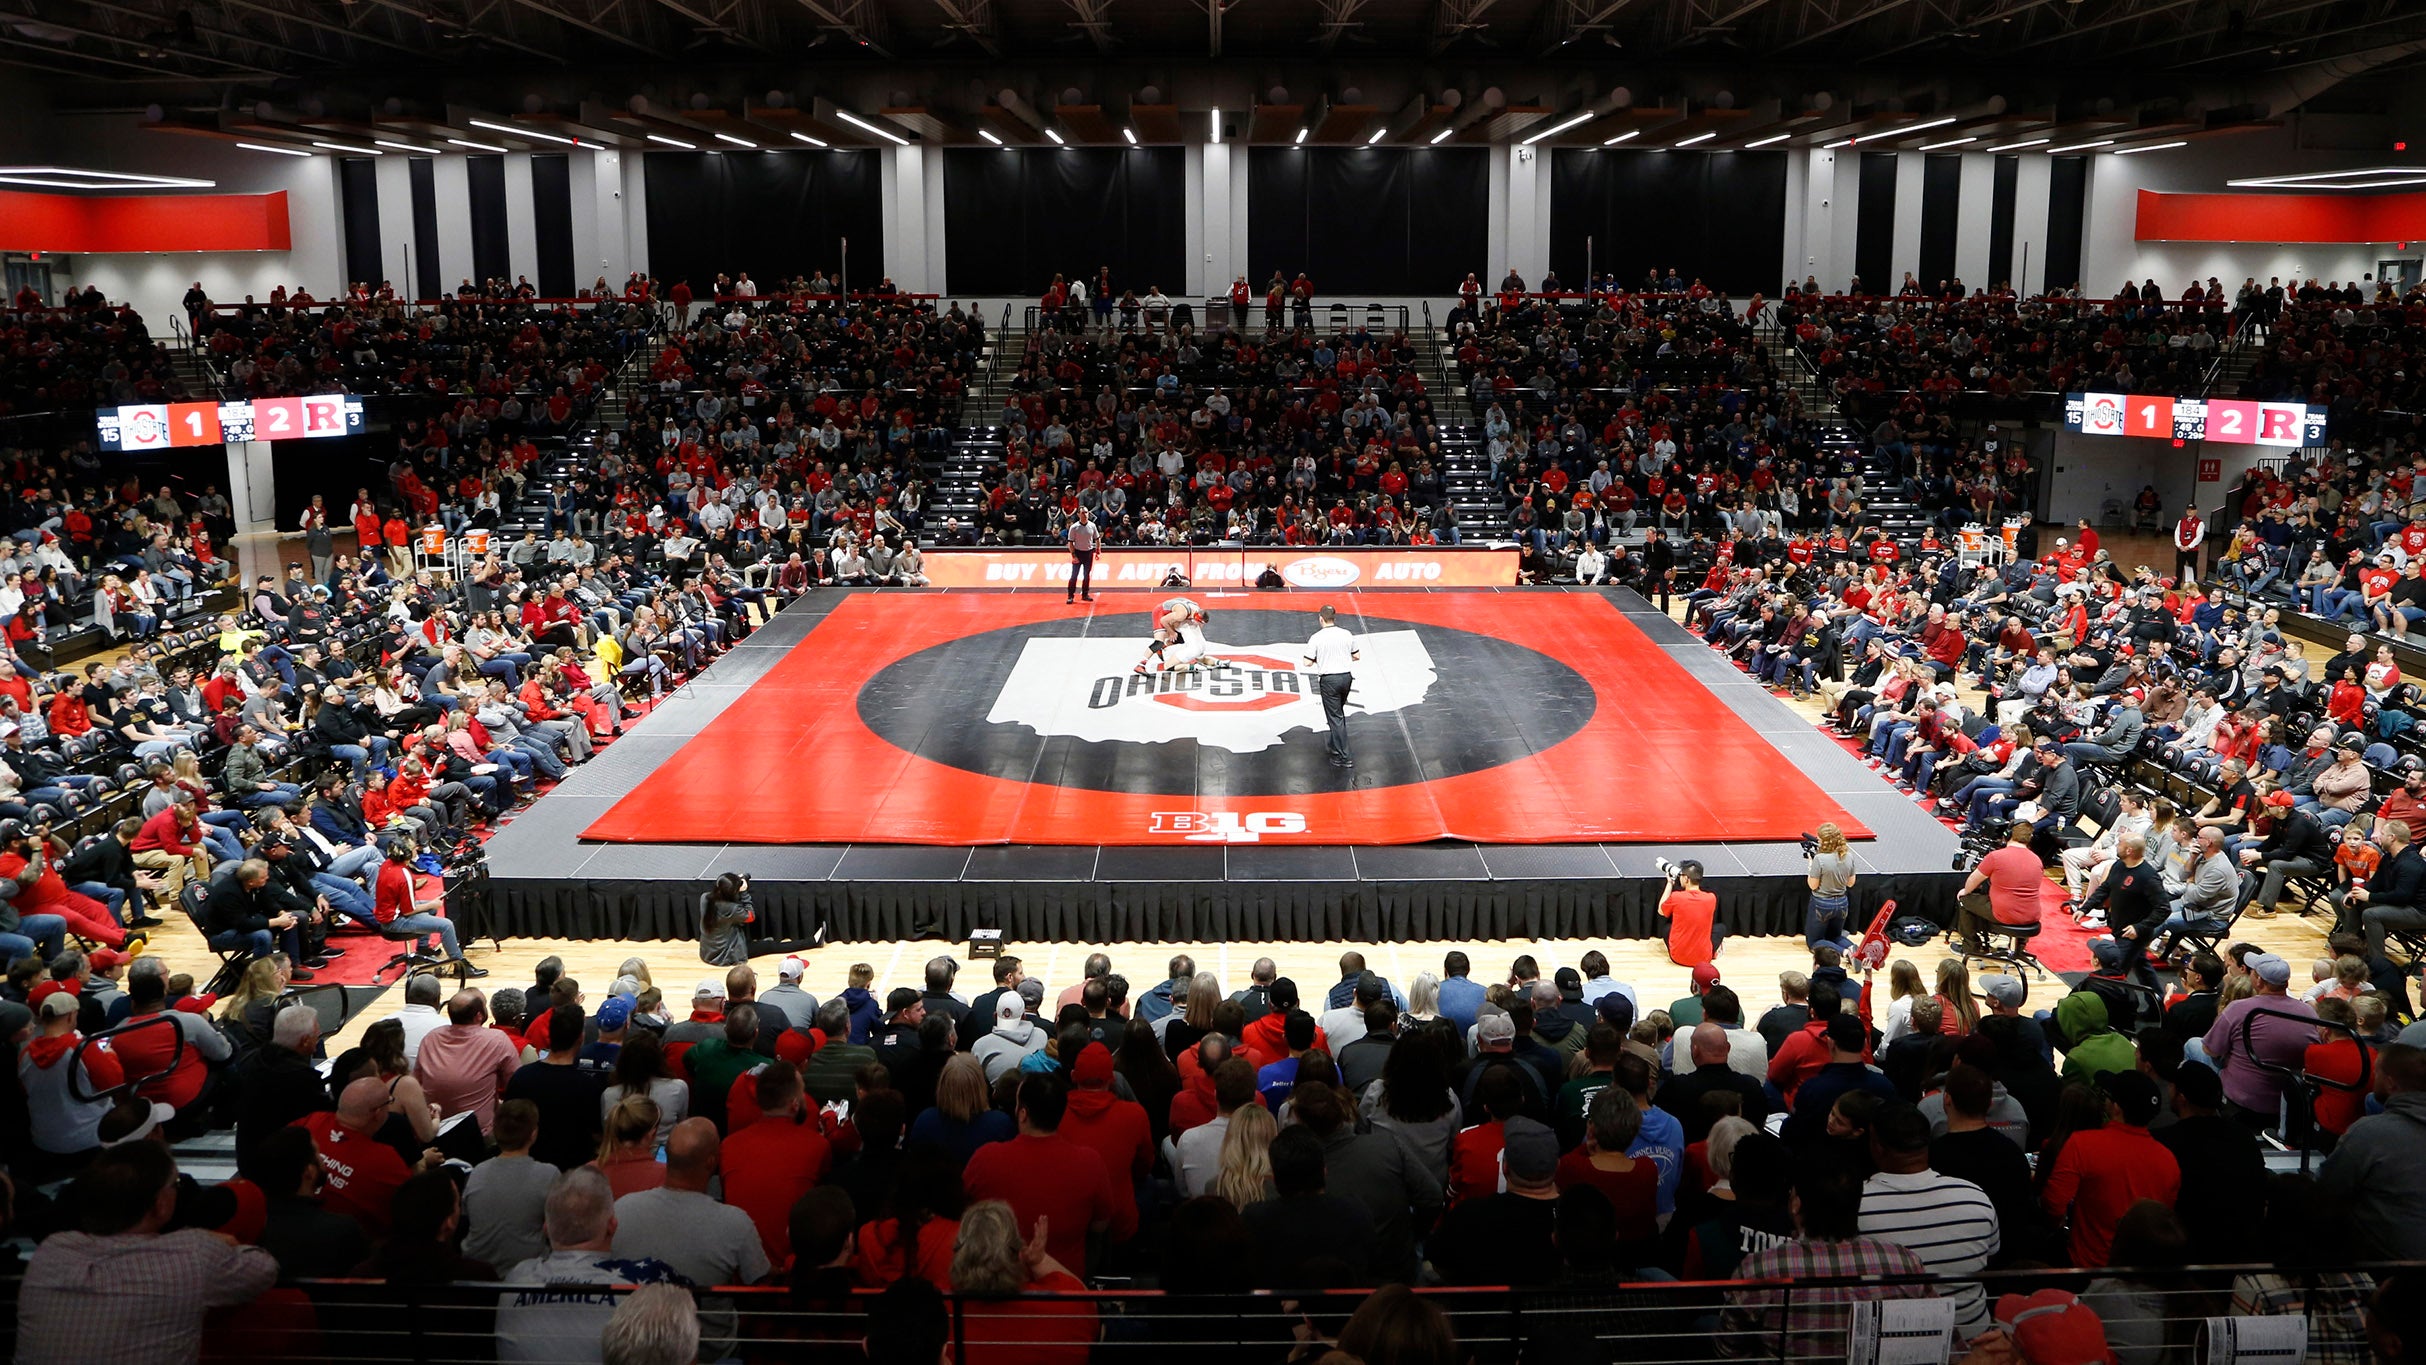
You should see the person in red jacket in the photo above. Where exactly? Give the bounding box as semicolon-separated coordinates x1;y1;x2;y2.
300;1075;444;1235
2038;1069;2180;1267
1057;1044;1151;1229
718;1059;831;1268
961;1073;1134;1275
1237;977;1327;1071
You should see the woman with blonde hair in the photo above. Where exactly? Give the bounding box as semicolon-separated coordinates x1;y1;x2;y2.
592;1092;666;1197
1876;959;1930;1046
908;1052;1015;1166
1934;957;1982;1035
1162;970;1222;1061
1212;1100;1278;1211
219;955;290;1042
1405;970;1443;1025
1806;821;1858;951
948;1200;1097;1364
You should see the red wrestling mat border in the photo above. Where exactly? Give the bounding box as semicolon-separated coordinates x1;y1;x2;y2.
580;591;1871;847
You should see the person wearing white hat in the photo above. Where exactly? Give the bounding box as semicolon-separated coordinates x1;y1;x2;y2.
759;956;820;1032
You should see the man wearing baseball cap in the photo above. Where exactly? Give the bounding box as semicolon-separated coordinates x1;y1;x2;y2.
22;979;120;1158
2200;951;2317;1126
1667;962;1724;1027
758;956;820;1033
1457;1012;1549;1119
1426;1115;1562;1285
2038;1070;2179;1267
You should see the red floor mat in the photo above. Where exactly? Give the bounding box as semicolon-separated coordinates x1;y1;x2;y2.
583;591;1872;847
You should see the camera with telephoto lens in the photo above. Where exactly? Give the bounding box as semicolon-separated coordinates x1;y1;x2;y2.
1798;831;1819;858
1654;856;1679;881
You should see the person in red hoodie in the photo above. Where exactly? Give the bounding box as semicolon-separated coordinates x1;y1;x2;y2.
961;1072;1133;1275
1238;977;1326;1071
1058;1043;1151;1231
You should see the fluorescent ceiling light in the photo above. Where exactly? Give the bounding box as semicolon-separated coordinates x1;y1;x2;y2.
1603;129;1640;146
2114;141;2187;156
1986;138;2049;152
1366;127;1385;144
238;142;311;157
1210;108;1220;145
1919;137;1978;151
1122;127;1137;145
1293;127;1308;145
374;139;442;155
834;109;908;146
1430;128;1454;145
1876;116;1957;140
646;134;696;149
1744;132;1791;148
1824;138;1853;149
467;118;576;146
2267;175;2426;189
1045;128;1066;146
311;140;379;156
0;165;216;187
446;138;508;153
789;132;827;147
1674;131;1715;147
2226;166;2423;187
0;173;217;189
1521;111;1595;145
714;133;757;148
978;129;1002;146
2046;139;2114;154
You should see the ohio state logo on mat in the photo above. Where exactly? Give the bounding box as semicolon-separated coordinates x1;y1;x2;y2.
856;609;1594;796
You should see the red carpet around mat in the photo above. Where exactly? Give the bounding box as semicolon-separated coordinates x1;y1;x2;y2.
583;590;1872;847
296;871;452;987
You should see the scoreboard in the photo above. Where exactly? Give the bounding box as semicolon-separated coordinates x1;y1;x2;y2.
97;394;365;452
2063;392;2325;448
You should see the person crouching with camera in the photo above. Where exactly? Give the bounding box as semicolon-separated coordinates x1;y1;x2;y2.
1657;859;1722;967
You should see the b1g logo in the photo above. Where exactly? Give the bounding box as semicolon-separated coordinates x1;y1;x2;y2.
1148;810;1308;842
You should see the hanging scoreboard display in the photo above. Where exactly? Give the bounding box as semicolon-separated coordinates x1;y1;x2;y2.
2063;392;2325;448
96;394;364;452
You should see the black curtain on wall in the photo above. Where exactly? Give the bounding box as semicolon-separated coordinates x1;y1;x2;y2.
1855;152;1897;293
1987;155;2019;292
1246;148;1488;296
1546;150;1788;295
407;158;441;301
2044;155;2090;292
942;147;1184;298
529;153;575;298
1918;155;1961;290
466;155;510;285
644;150;884;293
337;158;382;289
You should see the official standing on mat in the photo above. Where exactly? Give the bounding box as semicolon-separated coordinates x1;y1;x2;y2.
1304;604;1361;768
1066;510;1097;604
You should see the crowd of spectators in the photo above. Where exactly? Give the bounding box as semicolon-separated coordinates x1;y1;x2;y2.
0;294;187;420
16;938;2426;1363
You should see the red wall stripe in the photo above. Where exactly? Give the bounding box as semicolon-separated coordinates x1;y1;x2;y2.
2136;188;2426;245
0;189;291;253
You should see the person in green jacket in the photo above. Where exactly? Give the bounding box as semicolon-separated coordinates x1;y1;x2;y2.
2054;989;2136;1085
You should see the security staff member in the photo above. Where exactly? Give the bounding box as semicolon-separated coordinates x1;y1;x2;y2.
1066;511;1098;604
1303;604;1361;768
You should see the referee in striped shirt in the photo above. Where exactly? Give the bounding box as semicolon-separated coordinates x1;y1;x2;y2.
1858;1102;2002;1339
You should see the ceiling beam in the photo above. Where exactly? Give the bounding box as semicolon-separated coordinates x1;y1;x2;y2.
925;0;998;55
0;9;284;74
1315;0;1370;50
52;0;342;66
1770;0;1924;53
780;0;889;55
1432;0;1500;53
1863;0;2065;58
2174;5;2426;66
494;0;661;53
645;0;779;52
2007;0;2206;51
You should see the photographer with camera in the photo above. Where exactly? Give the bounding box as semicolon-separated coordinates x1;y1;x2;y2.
1656;858;1722;968
699;872;755;967
1803;824;1857;952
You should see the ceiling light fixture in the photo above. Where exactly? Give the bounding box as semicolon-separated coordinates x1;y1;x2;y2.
1986;138;2049;151
1603;129;1640;146
1674;131;1716;147
446;138;509;153
2113;141;2187;156
238;142;311;157
468;118;577;146
834;109;909;146
1521;110;1595;146
646;134;696;149
1919;136;1978;151
978;129;1003;146
1430;128;1454;145
0;169;219;189
1743;132;1791;148
714;133;757;148
1875;116;1957;141
373;139;442;155
789;132;828;147
2045;139;2114;154
1045;128;1066;146
311;140;380;156
1366;126;1385;144
2224;166;2423;187
1824;138;1853;149
1122;127;1137;145
1293;127;1308;145
1210;108;1220;145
